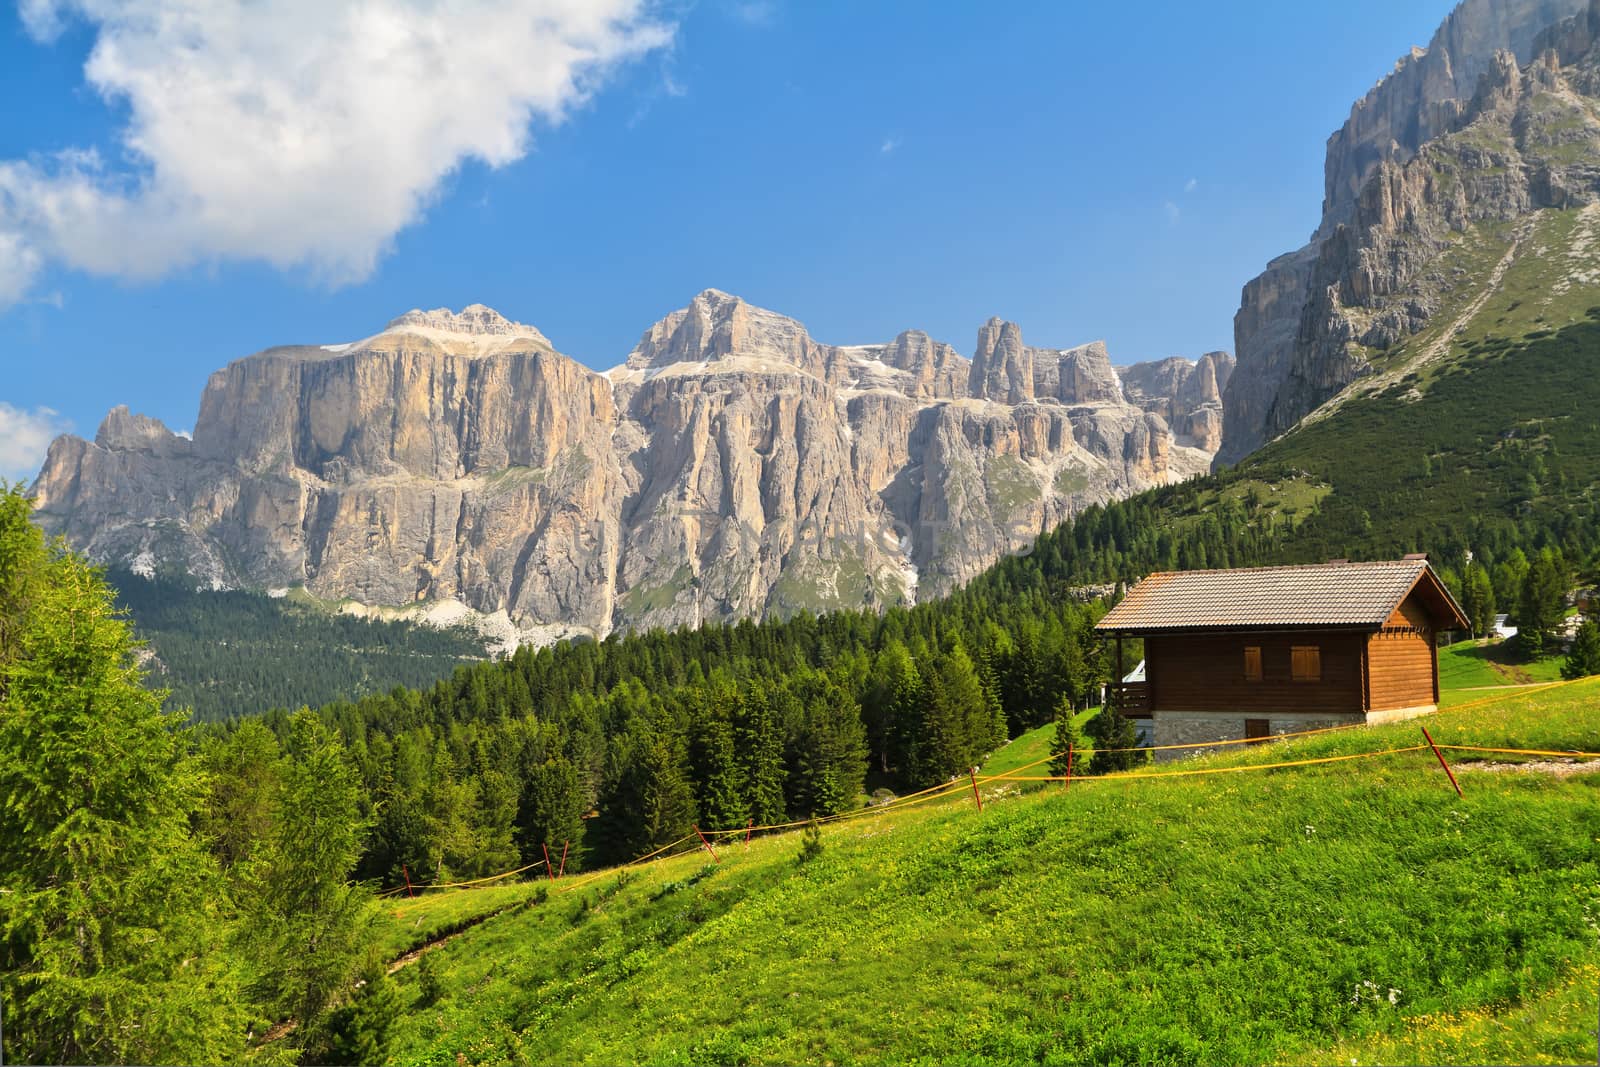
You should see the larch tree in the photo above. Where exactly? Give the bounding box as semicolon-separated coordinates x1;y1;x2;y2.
0;485;247;1065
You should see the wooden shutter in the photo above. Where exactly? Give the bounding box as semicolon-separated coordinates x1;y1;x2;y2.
1243;646;1262;682
1291;645;1322;682
1245;718;1270;742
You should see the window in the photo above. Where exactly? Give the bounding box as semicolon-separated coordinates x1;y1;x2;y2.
1243;646;1262;682
1291;645;1322;683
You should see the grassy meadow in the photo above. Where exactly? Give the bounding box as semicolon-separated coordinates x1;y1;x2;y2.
1437;639;1565;689
371;678;1600;1065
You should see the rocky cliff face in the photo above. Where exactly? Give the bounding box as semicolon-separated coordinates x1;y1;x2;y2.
33;293;1223;642
1119;352;1234;451
1218;0;1594;465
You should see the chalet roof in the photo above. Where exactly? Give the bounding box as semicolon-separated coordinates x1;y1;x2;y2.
1095;559;1470;634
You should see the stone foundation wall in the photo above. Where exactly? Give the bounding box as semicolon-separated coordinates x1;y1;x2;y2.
1150;711;1362;762
1367;703;1437;725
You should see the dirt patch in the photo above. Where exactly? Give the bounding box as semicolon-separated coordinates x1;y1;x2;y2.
386;900;529;975
1459;758;1600;778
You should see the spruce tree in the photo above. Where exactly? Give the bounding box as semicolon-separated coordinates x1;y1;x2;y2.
689;710;749;831
1563;619;1600;680
1462;563;1497;638
734;684;789;825
1084;700;1141;774
634;735;697;847
322;954;402;1066
237;709;376;1057
197;718;284;869
1517;551;1568;656
786;677;869;816
1048;694;1084;778
516;755;588;871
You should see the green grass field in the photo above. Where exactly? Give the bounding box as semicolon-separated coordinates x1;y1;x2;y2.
1438;639;1565;689
372;679;1600;1065
978;707;1100;778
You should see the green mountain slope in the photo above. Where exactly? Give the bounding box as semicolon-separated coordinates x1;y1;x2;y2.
971;206;1600;597
374;681;1600;1065
108;570;490;721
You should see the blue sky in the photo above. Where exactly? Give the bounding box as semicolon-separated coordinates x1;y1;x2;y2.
0;0;1456;480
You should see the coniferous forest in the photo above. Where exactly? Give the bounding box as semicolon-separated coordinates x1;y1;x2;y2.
7;307;1600;1062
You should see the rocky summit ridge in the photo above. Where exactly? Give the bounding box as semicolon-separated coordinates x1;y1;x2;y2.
1219;0;1600;465
33;291;1225;646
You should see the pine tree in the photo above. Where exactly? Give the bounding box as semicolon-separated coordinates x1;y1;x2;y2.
0;487;247;1065
734;685;789;826
1048;694;1084;778
1084;700;1141;774
689;710;749;831
1517;551;1568;656
1563;619;1600;680
237;709;376;1057
635;735;697;847
1461;563;1497;638
322;952;402;1066
197;718;283;868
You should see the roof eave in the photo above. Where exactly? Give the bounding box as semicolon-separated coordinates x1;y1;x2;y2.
1094;622;1385;636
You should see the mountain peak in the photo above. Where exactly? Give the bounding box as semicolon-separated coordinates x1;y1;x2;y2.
624;290;816;372
386;304;547;340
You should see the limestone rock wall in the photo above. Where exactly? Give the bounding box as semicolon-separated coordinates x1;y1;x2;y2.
1219;0;1595;466
34;293;1223;639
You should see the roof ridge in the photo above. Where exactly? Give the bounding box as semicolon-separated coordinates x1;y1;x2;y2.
1139;559;1425;579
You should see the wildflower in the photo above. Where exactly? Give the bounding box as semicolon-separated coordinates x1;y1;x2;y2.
1388;988;1400;1005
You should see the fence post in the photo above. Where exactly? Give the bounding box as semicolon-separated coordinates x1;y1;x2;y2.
542;842;556;882
969;767;983;811
557;840;569;879
1420;725;1463;797
1065;742;1075;790
744;818;753;850
694;824;720;862
402;863;415;898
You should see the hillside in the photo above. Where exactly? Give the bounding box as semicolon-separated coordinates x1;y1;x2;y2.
371;680;1600;1065
966;205;1600;598
107;570;490;721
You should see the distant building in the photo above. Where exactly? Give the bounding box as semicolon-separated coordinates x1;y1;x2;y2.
1095;557;1470;760
1492;613;1517;641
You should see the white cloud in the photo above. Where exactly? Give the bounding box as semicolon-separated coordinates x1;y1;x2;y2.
1163;200;1180;224
1183;177;1198;193
880;137;901;155
0;403;71;483
0;0;674;304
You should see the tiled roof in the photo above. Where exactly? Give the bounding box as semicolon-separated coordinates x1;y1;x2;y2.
1095;559;1465;633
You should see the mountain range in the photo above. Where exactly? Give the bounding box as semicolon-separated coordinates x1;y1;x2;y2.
32;0;1600;655
31;291;1225;644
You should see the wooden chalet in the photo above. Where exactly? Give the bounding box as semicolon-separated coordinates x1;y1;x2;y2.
1094;556;1470;759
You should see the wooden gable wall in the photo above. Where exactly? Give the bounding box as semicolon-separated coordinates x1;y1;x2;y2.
1365;591;1438;711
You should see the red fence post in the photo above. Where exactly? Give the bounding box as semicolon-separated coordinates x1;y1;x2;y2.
402;863;415;898
542;842;556;882
744;818;753;849
969;767;983;811
557;840;569;879
1421;725;1463;797
694;824;720;862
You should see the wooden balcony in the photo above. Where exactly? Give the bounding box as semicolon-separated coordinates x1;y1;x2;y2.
1109;681;1151;716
